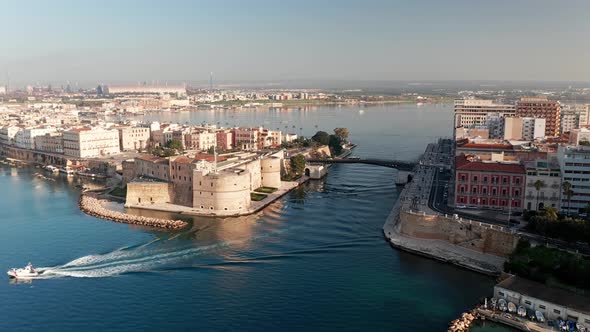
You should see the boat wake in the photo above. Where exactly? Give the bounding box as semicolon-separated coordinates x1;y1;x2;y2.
34;239;239;279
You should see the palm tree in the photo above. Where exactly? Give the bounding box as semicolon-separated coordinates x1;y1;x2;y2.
544;206;559;222
533;179;545;211
562;181;574;216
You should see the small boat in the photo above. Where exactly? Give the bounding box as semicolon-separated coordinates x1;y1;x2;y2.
535;310;545;323
508;302;517;313
498;299;507;312
577;323;587;332
490;298;497;310
7;262;40;279
517;305;526;317
358;109;365;114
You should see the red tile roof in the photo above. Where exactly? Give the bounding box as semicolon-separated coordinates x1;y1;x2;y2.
194;154;227;162
455;155;525;174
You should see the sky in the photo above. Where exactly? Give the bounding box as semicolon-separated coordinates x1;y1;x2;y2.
0;0;589;86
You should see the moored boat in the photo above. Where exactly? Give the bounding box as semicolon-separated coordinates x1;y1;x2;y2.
517;305;526;317
498;299;507;312
508;302;516;313
535;310;545;323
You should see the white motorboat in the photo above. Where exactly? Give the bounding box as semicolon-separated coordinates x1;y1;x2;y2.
7;263;40;279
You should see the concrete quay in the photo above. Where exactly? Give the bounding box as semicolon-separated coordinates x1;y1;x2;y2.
383;140;506;276
79;194;188;229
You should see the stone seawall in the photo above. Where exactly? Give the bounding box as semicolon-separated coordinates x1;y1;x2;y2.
79;194;187;230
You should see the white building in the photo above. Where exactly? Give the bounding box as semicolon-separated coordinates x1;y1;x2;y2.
63;128;120;158
454;98;515;129
561;104;589;134
118;127;150;151
0;126;21;146
569;128;590;146
522;117;546;141
495;276;590;324
504;117;545;141
14;127;55;150
557;144;590;215
524;159;561;211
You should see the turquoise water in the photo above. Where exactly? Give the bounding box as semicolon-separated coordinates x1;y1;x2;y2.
1;104;497;331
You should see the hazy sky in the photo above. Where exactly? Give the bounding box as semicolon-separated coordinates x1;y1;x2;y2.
1;0;589;86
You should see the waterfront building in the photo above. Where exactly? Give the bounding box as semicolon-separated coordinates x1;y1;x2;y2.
63;128;120;158
14;127;55;150
523;159;561;211
560;104;588;133
557;144;590;215
0;126;21;146
118;127;150;151
495;275;590;324
454;154;525;211
233;128;260;151
453;98;515;129
184;129;216;151
105;84;186;96
35;132;64;154
516;96;561;137
125;151;283;212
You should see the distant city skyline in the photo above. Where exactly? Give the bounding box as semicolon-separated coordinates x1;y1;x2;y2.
1;0;589;86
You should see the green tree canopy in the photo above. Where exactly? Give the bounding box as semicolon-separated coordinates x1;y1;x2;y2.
166;139;183;150
290;154;306;175
311;131;330;145
333;128;349;141
329;134;343;155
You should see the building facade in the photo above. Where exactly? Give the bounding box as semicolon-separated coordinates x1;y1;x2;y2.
495;276;590;324
516;97;561;137
455;154;525;211
557;145;590;215
524;159;561;211
454;98;515;129
118;127;150;151
63;128;120;158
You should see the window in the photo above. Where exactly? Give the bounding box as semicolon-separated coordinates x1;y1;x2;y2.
498;291;504;296
553;309;561;314
524;300;531;305
539;305;546;310
473;176;478;182
515;178;520;185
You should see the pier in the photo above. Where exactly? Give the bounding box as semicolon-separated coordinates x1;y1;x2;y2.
79;194;188;229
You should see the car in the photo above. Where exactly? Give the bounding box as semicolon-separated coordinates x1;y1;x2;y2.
456;205;467;209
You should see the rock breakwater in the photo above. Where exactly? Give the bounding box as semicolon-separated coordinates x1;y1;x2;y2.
79;194;187;229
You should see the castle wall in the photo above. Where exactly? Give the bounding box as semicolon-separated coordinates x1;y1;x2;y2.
399;210;517;257
126;182;174;205
193;170;251;213
260;157;281;188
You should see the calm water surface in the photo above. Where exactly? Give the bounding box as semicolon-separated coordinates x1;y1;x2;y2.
0;104;497;331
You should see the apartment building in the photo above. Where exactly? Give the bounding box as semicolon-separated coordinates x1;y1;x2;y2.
35;132;64;154
516;97;561;137
63;128;120;158
454;98;515;129
118;127;150;151
524;159;561;211
557;145;590;215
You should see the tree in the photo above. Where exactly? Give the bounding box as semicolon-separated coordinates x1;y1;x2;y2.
329;134;343;155
563;181;574;216
290;154;306;176
166;139;183;151
544;206;559;222
333;128;349;142
311;131;330;145
533;179;545;211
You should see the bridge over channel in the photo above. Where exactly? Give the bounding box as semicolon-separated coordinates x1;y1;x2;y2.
305;158;417;172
